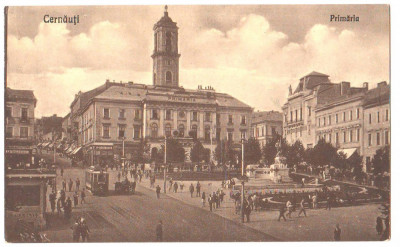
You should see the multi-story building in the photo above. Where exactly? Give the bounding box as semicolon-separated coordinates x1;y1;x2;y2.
251;111;283;147
314;82;368;158
68;7;253;166
363;82;390;171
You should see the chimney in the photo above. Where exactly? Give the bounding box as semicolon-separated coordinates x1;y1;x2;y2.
378;81;387;88
340;81;351;95
363;82;369;90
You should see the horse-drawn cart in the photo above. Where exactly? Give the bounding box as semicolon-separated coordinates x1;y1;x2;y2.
114;179;136;195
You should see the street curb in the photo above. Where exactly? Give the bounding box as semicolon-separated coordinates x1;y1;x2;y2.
137;182;281;241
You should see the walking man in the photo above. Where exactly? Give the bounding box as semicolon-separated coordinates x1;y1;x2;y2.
156;220;163;242
68;178;73;192
202;192;206;207
208;194;213;212
49;191;56;214
334;224;341;241
76;178;80;191
81;189;86;204
196;181;201;197
189;183;194;198
278;204;287;221
156;185;161;199
62;179;67;191
298;198;307;217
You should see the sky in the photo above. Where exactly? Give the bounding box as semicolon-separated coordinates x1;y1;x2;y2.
6;5;390;117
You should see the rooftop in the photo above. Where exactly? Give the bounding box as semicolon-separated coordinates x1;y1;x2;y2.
252;110;283;124
5;87;37;104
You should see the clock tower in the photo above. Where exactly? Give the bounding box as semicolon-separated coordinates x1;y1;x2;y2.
151;6;180;87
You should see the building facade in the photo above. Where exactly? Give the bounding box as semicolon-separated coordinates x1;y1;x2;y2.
68;7;253;166
251;111;283;147
362;82;390;171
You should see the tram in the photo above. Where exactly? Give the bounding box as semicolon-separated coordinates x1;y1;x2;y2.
85;166;109;196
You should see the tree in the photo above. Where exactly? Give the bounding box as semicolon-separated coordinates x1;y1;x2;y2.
133;139;150;163
158;139;186;163
190;141;206;163
262;135;279;165
214;140;237;165
238;138;262;165
347;152;364;181
372;145;390;175
304;139;338;168
285;140;305;168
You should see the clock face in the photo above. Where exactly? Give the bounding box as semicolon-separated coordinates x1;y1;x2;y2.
179;111;185;118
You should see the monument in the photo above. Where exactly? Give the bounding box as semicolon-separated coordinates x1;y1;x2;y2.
269;138;291;183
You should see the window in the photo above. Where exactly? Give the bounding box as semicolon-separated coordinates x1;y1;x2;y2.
179;111;186;119
328;115;331;125
103;125;110;138
216;114;220;124
328;133;331;143
205;112;211;122
165;109;172;120
308;106;311;116
104;108;110;119
369;113;372;124
205;126;211;141
119;109;125;119
134;109;141;120
216;128;221;141
178;124;185;137
151;123;158;138
227;131;233;142
335;114;338;123
300;107;303;120
6;107;12;118
368;133;372;146
118;125;126;138
356;108;360;119
272;127;276;135
357;129;360;142
377;112;380;123
376;132;380;146
152;109;159;119
20;127;28;138
350;110;353;121
228;115;233;124
261;127;264;137
134;125;141;139
385;130;389;145
166;71;172;84
343;112;346;122
256;128;259;138
192;111;198;121
343;131;346;143
165;124;171;137
21;108;28;122
166;31;172;52
318;118;321;127
323;117;326;126
290;111;293;122
6;127;13;137
385;109;389;121
295;110;298;121
335;132;339;143
241;130;246;140
241;116;246;125
191;125;198;139
349;130;353;142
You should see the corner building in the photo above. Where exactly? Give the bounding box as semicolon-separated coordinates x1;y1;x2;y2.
70;7;252;166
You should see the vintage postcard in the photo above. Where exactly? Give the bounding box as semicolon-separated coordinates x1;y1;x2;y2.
4;4;390;242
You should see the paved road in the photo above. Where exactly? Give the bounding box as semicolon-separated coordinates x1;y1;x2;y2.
41;153;277;242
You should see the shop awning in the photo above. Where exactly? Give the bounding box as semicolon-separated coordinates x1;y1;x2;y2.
72;147;82;155
48;143;54;149
42;142;50;148
337;148;357;159
57;143;63;149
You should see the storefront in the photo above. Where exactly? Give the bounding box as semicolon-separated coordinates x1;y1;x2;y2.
84;143;114;167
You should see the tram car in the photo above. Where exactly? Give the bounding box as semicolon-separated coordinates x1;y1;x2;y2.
85;166;109;196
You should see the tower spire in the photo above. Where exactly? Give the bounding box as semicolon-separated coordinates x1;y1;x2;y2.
164;5;168;15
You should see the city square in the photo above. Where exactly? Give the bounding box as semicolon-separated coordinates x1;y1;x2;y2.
4;4;390;243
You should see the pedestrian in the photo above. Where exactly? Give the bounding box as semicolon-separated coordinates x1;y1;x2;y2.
61;168;64;177
219;190;225;204
312;194;318;209
196;181;201;197
189;183;194;198
71;218;81;242
376;217;383;235
68;178;73;192
334;224;341;241
81;189;86;204
245;202;252;222
156;220;163;242
212;192;217;209
73;191;79;207
57;198;62;215
62;179;67;191
60;189;66;207
286;200;293;218
156;185;161;199
326;195;332;210
64;197;72;219
49;191;56;214
80;219;90;242
169;179;173;192
76;178;80;191
278;204;287;222
208;194;213;212
173;182;178;193
202;192;206;207
298;198;307;217
117;171;121;182
180;182;184;193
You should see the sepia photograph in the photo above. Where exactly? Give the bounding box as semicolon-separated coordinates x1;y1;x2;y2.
3;3;390;243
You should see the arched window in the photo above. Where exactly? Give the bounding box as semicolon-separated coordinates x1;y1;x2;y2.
166;31;172;52
165;124;171;137
151;123;158;138
178;124;185;137
166;71;172;84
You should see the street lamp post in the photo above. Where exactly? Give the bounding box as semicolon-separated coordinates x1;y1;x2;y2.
164;136;167;193
241;138;245;223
